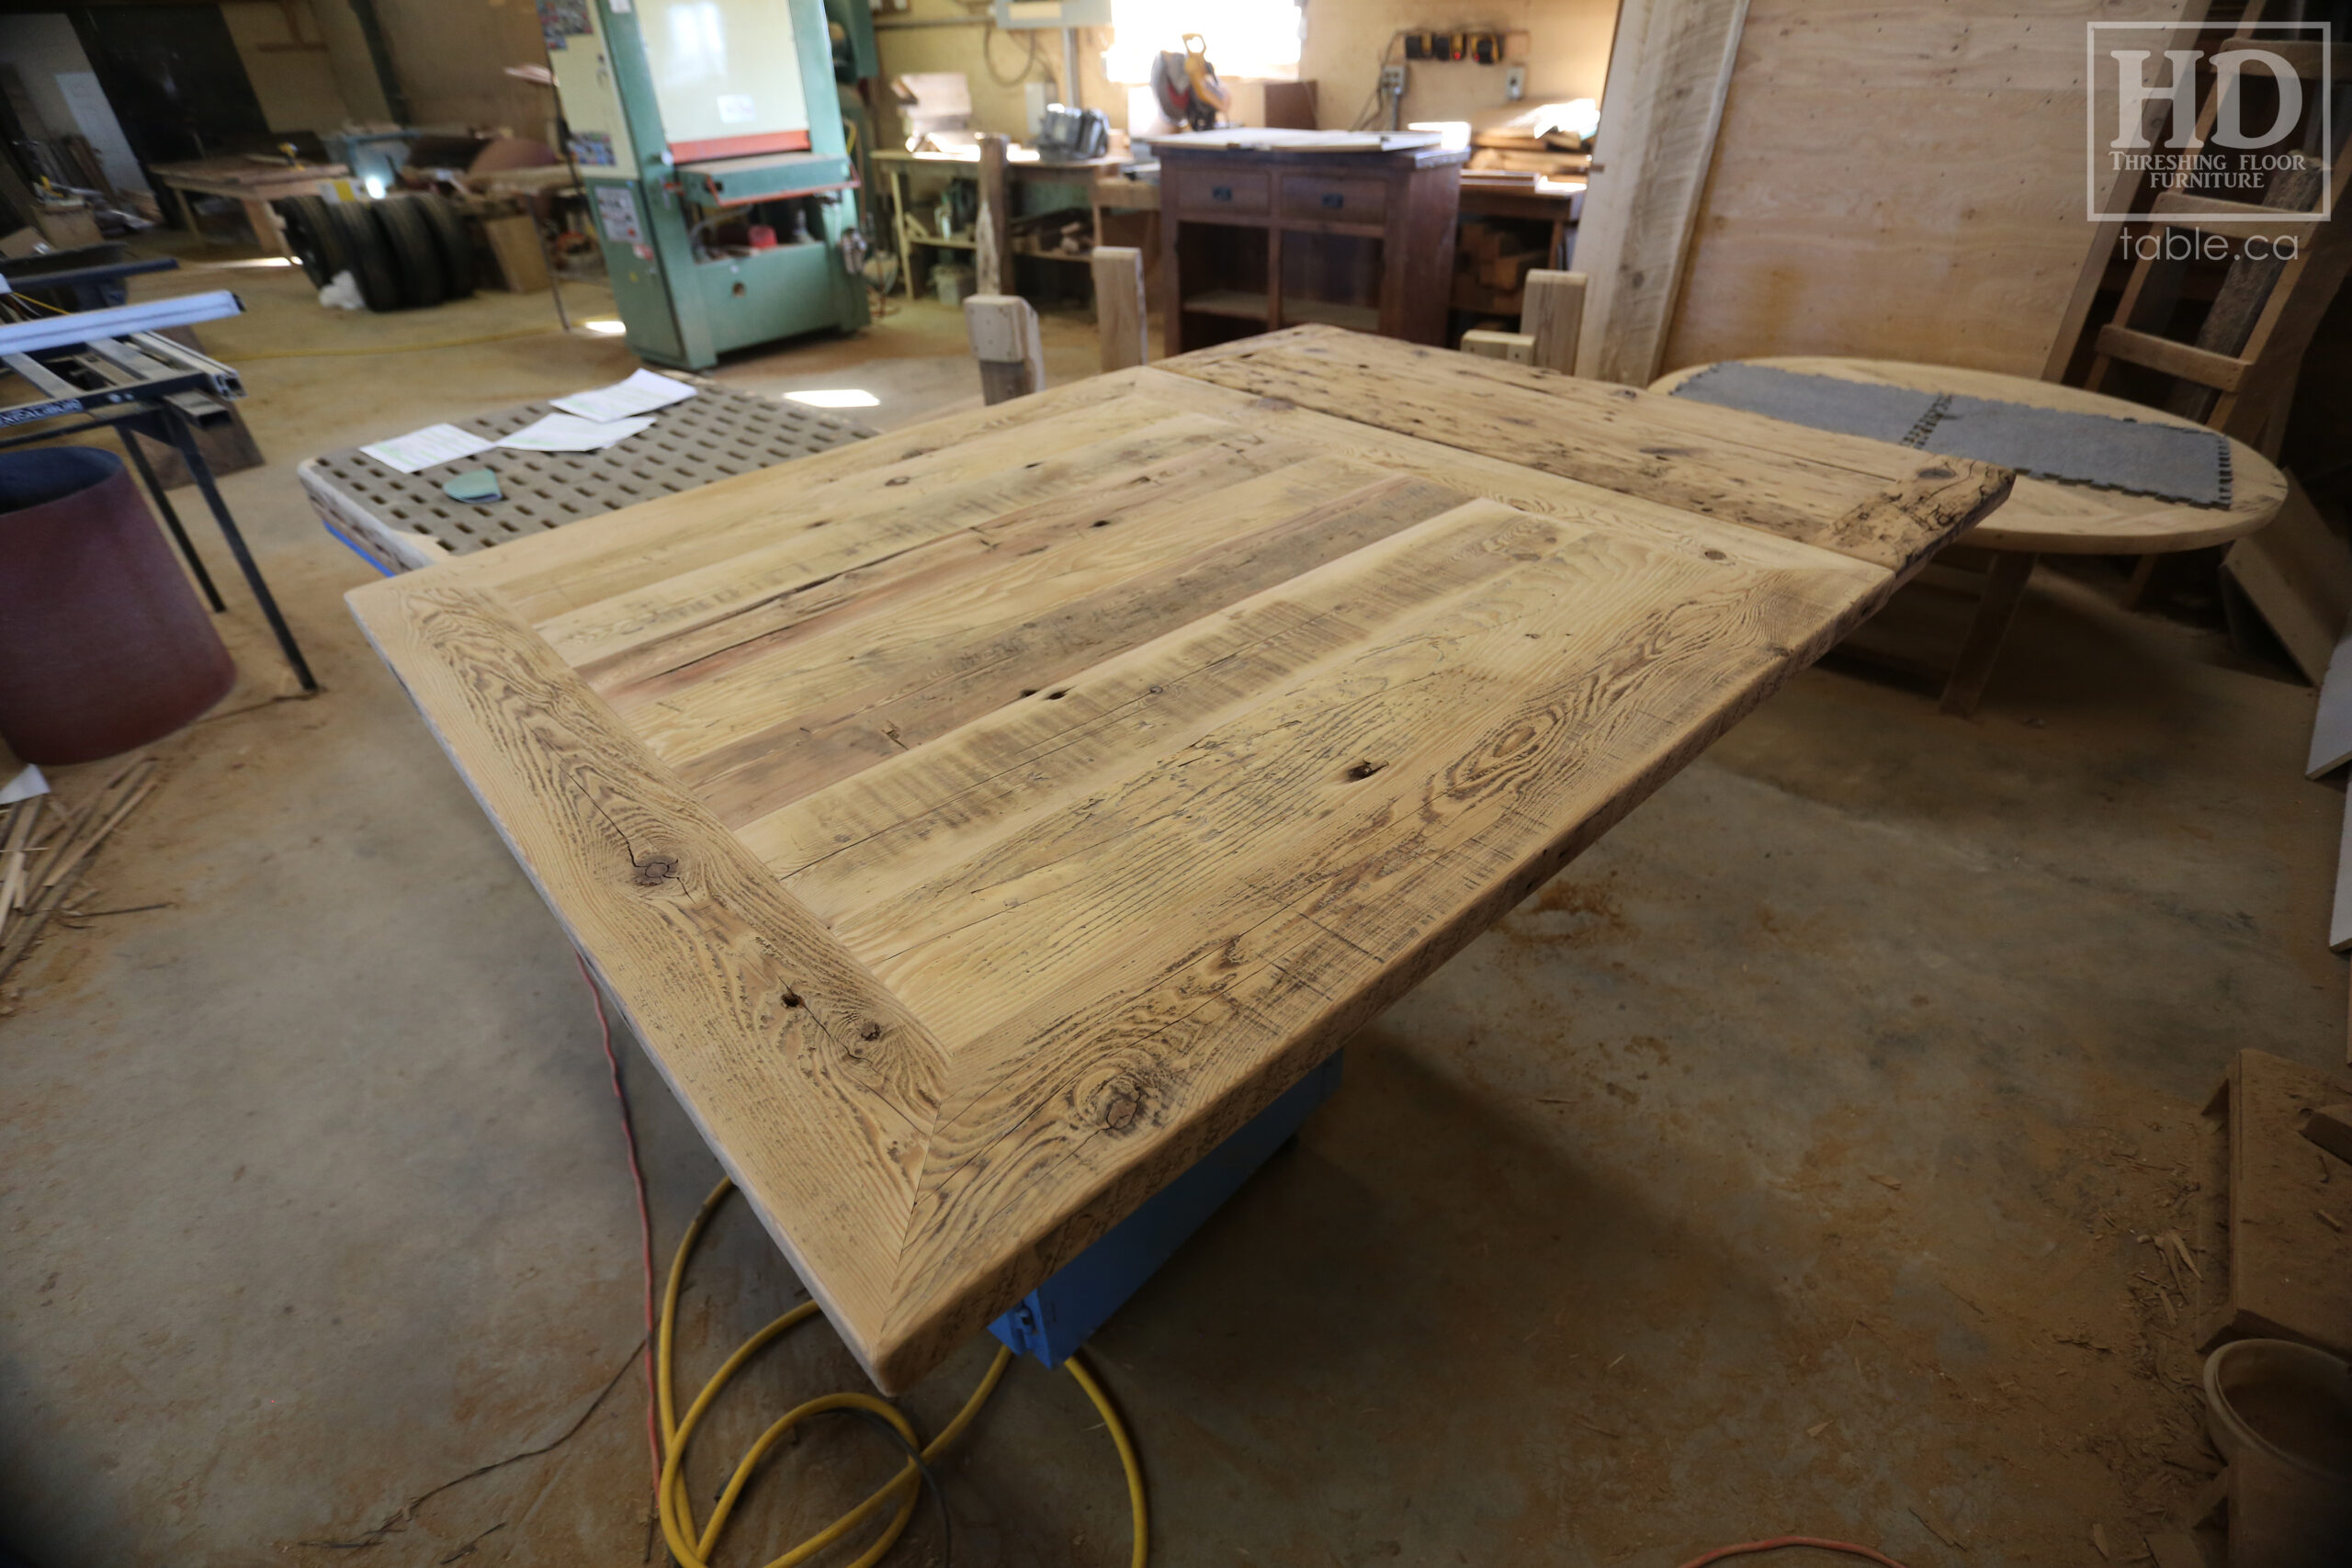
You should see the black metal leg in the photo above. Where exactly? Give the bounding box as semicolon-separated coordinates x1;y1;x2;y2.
146;408;321;694
116;425;228;613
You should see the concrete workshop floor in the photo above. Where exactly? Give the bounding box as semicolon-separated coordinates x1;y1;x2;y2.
1;243;2345;1568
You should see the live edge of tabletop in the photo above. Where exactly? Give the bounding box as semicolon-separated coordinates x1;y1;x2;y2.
348;328;2011;1393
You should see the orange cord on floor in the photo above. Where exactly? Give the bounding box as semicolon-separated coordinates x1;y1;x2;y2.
1677;1539;1912;1568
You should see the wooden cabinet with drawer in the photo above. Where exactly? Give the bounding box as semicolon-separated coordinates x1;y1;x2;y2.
1281;174;1387;227
1153;132;1465;354
1168;165;1270;220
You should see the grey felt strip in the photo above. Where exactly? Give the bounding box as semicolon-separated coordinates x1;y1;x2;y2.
1668;362;1942;447
1924;393;2227;508
1667;365;2230;507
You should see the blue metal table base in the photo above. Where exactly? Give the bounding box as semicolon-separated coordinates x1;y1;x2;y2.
988;1052;1343;1369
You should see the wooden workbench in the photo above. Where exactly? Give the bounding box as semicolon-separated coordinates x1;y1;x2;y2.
876;148;1121;301
148;158;348;257
349;327;2010;1392
1458;174;1585;284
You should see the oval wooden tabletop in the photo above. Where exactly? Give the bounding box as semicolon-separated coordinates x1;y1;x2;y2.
1649;356;2287;556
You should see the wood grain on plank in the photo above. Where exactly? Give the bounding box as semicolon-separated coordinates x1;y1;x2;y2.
1159;328;2007;574
346;580;949;1378
1663;0;2164;379
626;451;1466;828
872;503;1899;1378
703;466;1478;835
546;410;1253;672
1092;246;1148;373
349;335;2012;1392
1126;366;1985;580
1571;0;1748;384
469;374;1170;620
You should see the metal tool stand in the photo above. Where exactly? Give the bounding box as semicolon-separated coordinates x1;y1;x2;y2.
300;378;875;574
0;303;318;693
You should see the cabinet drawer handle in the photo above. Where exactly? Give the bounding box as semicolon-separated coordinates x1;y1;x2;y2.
1211;185;1233;202
1321;192;1344;209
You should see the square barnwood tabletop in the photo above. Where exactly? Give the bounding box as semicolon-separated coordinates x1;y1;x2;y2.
351;327;2010;1391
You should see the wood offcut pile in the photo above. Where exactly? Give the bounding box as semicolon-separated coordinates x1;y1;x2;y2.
0;759;161;987
1011;208;1094;256
1465;127;1591;179
1453;219;1545;315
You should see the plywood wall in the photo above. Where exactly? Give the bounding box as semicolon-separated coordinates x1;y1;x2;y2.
220;1;352;135
371;0;555;138
1657;0;2193;379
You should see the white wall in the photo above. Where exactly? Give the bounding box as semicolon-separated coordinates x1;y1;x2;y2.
0;13;147;192
1300;0;1620;131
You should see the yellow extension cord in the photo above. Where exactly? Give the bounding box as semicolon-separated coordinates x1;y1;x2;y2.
230;324;569;359
656;1178;1148;1568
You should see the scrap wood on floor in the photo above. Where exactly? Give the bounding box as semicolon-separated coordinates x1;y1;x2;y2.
0;757;163;988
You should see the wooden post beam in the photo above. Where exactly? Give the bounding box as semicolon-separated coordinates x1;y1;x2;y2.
1091;246;1148;373
1521;269;1587;374
1460;330;1533;363
976;134;1011;297
964;293;1044;405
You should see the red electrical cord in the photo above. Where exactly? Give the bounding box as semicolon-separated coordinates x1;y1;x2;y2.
580;951;663;1497
1676;1539;1911;1568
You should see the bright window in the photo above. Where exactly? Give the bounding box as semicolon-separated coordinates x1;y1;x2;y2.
1100;0;1303;85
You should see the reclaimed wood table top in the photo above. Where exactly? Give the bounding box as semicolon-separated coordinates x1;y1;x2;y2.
1648;356;2286;556
350;326;2011;1392
148;157;346;193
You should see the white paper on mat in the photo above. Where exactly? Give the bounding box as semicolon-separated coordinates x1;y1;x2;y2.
360;423;495;474
496;412;656;452
550;367;697;422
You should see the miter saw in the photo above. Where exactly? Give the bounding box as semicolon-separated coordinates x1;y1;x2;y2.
1151;33;1231;130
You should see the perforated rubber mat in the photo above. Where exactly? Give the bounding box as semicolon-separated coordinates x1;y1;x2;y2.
300;375;876;572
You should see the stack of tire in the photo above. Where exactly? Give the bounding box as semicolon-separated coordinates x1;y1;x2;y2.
277;193;478;311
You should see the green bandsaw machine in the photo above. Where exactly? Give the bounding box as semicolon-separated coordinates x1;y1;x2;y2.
548;0;876;367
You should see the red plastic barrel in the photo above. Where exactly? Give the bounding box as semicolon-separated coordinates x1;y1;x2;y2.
0;447;235;763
